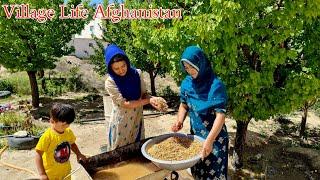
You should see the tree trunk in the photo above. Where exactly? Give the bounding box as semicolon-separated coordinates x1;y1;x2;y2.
38;70;46;93
27;71;39;108
233;120;250;169
299;103;308;138
148;70;156;96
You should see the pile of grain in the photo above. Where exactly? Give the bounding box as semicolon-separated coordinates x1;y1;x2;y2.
147;136;202;161
153;97;168;112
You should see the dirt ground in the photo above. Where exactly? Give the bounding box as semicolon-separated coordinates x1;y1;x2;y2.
1;106;319;180
1;59;320;180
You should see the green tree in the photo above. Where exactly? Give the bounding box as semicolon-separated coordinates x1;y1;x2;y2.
130;0;212;84
129;1;201;95
90;0;319;169
0;0;90;107
131;0;320;168
90;1;180;96
289;18;320;138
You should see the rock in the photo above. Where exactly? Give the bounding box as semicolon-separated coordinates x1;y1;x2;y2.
13;130;28;137
294;164;304;170
255;153;262;160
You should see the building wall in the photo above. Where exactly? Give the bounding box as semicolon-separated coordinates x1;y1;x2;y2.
69;18;106;58
75;18;103;39
69;38;100;58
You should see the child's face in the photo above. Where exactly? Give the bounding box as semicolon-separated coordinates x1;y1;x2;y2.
183;62;198;79
50;119;70;133
111;60;128;76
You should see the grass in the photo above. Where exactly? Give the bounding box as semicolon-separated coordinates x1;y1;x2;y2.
0;111;25;126
0;72;30;96
29;123;47;136
0;111;47;136
0;71;31;104
0;139;6;149
0;111;25;136
0;95;30;104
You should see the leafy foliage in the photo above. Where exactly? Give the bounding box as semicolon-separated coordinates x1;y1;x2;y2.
40;78;67;96
0;79;14;92
90;1;181;95
0;0;91;107
0;111;46;136
126;0;320;168
0;0;89;71
1;72;31;95
89;1;139;75
0;111;24;126
129;0;320;121
90;38;107;76
130;0;212;83
66;67;86;92
90;0;319;124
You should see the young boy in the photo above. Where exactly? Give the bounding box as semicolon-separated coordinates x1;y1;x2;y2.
35;103;86;180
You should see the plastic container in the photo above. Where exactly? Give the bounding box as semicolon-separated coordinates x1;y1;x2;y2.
141;133;204;171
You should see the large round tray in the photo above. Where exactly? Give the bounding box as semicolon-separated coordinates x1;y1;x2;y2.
141;133;204;171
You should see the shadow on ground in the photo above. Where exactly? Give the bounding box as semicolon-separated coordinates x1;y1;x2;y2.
227;118;320;179
30;94;104;121
29;94;320;179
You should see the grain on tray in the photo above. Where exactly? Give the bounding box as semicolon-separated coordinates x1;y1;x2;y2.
147;136;202;161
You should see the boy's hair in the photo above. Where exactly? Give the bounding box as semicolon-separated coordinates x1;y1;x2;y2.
50;103;75;124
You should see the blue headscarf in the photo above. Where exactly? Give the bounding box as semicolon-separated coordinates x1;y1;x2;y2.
180;46;227;114
104;44;141;101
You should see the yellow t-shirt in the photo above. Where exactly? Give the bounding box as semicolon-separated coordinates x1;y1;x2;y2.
36;127;76;180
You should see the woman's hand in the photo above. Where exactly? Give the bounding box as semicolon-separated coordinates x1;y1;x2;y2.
201;139;214;160
150;97;168;112
171;120;183;132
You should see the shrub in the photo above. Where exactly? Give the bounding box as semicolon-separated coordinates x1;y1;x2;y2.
0;111;24;126
28;123;47;136
40;78;68;97
0;79;14;92
159;86;179;109
66;67;86;92
3;73;30;95
159;85;178;97
0;111;25;135
0;111;46;136
0;140;6;149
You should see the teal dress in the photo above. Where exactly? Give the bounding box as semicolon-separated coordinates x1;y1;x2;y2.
180;46;229;180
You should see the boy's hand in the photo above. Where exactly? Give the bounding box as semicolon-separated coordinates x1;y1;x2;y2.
77;153;87;163
201;139;214;160
171;120;183;132
39;174;48;180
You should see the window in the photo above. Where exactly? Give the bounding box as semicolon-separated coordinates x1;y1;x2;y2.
89;26;94;34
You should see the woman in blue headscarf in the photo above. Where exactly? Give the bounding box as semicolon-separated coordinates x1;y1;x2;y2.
172;46;229;179
104;44;166;151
